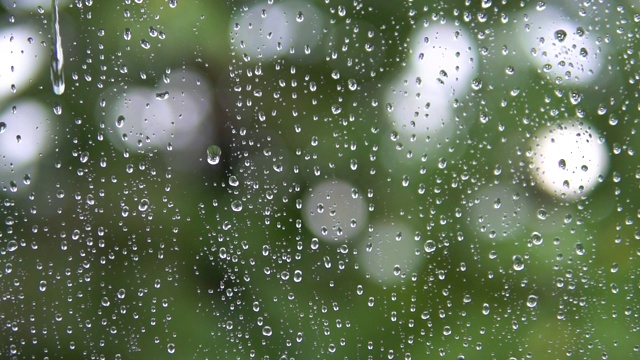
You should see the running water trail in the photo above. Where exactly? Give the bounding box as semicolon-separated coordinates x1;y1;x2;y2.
50;0;65;95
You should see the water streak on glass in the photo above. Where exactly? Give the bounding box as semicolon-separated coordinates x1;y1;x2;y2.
50;0;65;95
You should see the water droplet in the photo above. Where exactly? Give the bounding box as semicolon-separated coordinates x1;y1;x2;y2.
526;295;538;308
482;303;490;315
512;255;524;271
53;103;62;115
537;208;547;220
293;270;302;282
554;29;567;42
116;115;125;128
0;122;6;133
138;199;149;211
231;200;243;212
296;11;304;22
424;240;436;253
39;280;47;292
206;145;222;165
167;343;176;354
155;91;169;100
575;242;585;255
471;78;483;90
558;159;566;169
579;47;588;58
531;232;543;245
50;0;65;95
262;326;272;336
140;39;151;49
7;240;18;252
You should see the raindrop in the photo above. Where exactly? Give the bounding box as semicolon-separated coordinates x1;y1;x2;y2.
293;270;302;282
167;343;176;354
206;145;222;165
296;11;304;22
39;280;47;292
53;103;62;115
526;295;538;308
231;200;243;212
537;209;547;220
116;115;125;128
512;255;524;271
558;159;566;170
554;29;567;42
155;91;169;100
262;326;272;336
7;240;18;252
138;199;149;211
50;0;65;95
531;232;543;245
424;240;436;253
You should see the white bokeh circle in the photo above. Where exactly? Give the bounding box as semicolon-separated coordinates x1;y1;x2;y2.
356;222;423;284
519;6;605;86
0;100;51;186
385;23;477;142
302;179;367;242
0;24;47;102
102;67;213;152
230;0;325;61
530;119;608;200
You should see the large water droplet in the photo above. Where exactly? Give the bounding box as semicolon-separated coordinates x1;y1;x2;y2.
206;145;222;165
423;240;436;253
50;0;65;95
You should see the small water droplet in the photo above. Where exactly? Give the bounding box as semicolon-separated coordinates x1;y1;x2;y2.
424;240;436;253
262;326;272;336
206;145;222;165
7;240;18;252
296;11;304;22
116;115;125;128
512;255;524;271
526;295;538;308
537;209;547;220
554;29;567;42
53;103;62;115
231;200;243;212
140;39;151;49
138;199;149;211
558;159;566;169
155;91;169;100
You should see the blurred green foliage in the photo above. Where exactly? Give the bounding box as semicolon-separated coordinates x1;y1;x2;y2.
1;0;640;359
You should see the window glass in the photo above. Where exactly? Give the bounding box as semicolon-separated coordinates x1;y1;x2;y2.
1;0;639;358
